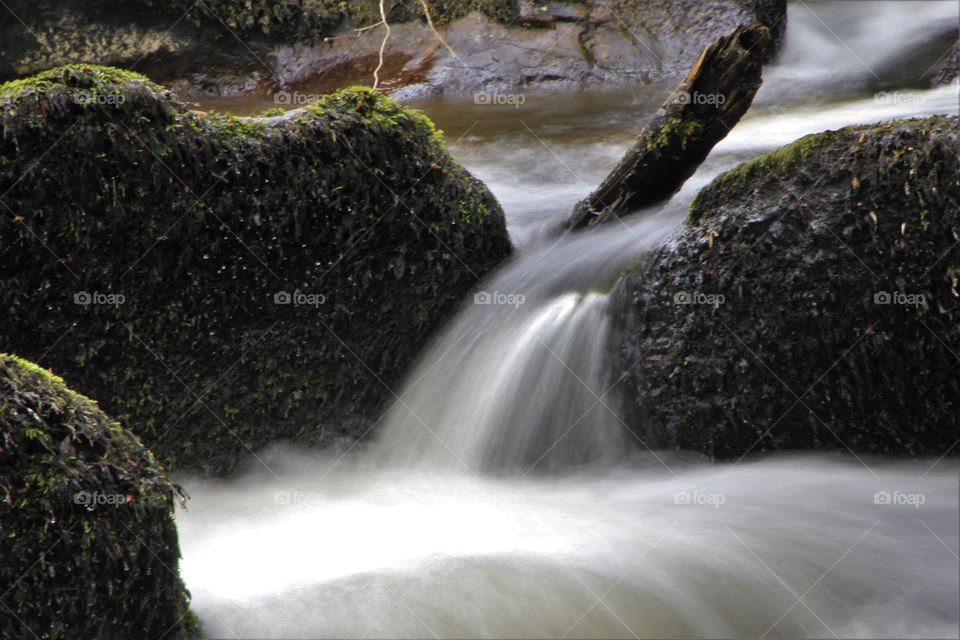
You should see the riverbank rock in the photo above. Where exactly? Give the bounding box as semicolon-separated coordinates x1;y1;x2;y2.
0;65;511;473
0;0;786;100
0;354;197;639
611;115;960;459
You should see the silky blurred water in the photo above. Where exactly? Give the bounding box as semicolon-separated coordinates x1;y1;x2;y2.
180;454;957;638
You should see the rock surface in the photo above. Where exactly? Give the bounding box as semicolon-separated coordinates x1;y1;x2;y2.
930;39;959;86
0;0;787;99
611;115;960;459
0;65;511;473
0;354;197;639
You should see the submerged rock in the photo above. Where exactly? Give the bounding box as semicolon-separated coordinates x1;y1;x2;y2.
0;65;511;473
0;354;197;638
0;0;786;99
612;115;960;458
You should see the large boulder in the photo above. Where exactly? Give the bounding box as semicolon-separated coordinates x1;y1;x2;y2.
0;65;511;473
0;0;786;99
612;115;959;458
0;354;196;639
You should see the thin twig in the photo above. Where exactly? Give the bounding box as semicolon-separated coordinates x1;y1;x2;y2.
419;0;460;61
354;20;385;34
372;0;390;90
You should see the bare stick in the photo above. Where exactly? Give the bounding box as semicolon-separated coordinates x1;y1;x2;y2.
372;0;391;91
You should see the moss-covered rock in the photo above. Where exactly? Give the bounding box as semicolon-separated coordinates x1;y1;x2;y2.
0;65;511;473
612;115;960;458
0;353;197;639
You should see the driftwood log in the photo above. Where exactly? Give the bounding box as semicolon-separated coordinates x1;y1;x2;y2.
568;23;771;230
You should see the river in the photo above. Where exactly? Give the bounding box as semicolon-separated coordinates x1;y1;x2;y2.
176;2;960;637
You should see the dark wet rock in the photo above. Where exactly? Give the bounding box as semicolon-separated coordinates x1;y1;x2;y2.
274;0;787;100
0;65;511;474
929;38;959;86
0;353;198;639
611;115;960;459
0;0;787;100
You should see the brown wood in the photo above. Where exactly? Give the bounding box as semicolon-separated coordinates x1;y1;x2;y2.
568;23;771;230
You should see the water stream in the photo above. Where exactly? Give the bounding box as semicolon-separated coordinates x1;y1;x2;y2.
177;2;959;637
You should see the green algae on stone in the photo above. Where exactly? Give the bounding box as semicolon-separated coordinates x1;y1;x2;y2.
0;65;512;474
0;353;198;639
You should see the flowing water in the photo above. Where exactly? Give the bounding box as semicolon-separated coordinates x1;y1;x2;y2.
177;2;959;637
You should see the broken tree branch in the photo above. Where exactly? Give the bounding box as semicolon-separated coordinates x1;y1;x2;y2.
567;23;771;231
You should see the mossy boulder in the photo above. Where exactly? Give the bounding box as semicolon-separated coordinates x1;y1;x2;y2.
612;115;960;458
0;354;196;639
0;65;511;473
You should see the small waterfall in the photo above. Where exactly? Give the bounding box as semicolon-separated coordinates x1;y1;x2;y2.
375;292;626;473
370;189;688;474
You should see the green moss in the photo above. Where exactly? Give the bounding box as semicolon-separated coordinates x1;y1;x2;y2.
647;116;704;152
0;353;198;638
255;106;287;117
709;130;839;189
689;129;842;216
0;65;511;475
211;113;270;138
2;353;64;384
0;64;148;97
